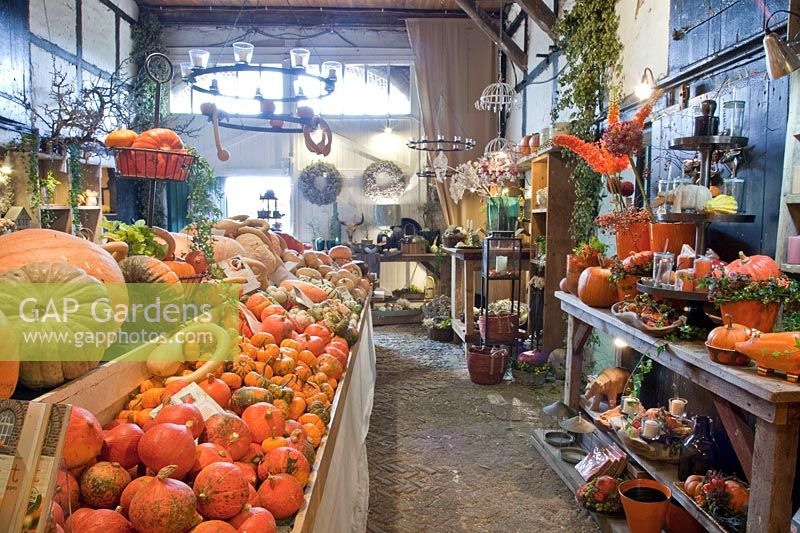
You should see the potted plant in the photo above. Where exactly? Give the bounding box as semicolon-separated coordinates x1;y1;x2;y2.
609;250;653;301
564;237;607;295
422;295;453;342
442;225;465;247
512;352;550;386
555;90;694;258
702;253;797;332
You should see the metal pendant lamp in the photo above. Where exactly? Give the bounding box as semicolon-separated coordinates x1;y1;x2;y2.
763;10;800;80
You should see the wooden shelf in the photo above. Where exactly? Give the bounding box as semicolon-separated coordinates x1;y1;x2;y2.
515;144;557;171
581;408;724;533
782;263;800;274
531;207;548;214
785;194;800;204
530;429;628;533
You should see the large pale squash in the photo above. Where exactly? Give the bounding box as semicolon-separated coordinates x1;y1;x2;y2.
0;263;118;389
236;228;279;275
0;229;125;285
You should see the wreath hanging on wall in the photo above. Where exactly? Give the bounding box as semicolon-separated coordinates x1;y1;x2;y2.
363;160;408;201
299;161;343;205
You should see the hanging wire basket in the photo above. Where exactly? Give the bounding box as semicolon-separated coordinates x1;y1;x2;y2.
113;147;195;182
474;82;520;112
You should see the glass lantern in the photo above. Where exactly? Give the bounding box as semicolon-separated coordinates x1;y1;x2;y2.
483;235;522;279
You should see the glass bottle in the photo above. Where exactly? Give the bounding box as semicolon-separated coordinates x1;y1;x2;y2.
678;415;717;480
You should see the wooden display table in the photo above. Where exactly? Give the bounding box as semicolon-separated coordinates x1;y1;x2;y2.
444;246;530;347
379;251;450;296
556;290;800;532
33;302;376;532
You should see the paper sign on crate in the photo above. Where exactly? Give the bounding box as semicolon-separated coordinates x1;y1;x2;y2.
149;382;225;421
217;255;261;294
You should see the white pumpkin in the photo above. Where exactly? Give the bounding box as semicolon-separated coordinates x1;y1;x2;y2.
672;185;712;213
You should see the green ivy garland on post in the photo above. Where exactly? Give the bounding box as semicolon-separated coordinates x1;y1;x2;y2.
131;12;169;226
67;144;83;232
553;0;623;244
185;146;223;277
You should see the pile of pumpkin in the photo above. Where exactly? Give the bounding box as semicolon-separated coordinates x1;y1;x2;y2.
105;127;194;181
51;310;352;532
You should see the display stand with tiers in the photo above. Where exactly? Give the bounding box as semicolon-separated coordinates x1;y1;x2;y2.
479;234;522;348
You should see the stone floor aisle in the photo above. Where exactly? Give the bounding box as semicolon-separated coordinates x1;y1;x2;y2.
365;324;600;533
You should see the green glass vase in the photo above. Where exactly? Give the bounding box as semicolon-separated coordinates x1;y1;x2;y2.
486;196;519;233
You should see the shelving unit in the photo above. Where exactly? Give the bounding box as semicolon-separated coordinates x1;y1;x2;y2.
516;146;575;353
665;135;750;255
556;291;800;532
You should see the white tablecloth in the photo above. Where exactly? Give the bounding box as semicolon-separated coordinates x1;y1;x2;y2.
313;311;376;532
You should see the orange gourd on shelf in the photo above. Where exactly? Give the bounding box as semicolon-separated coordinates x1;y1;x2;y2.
104;128;137;148
577;267;617;308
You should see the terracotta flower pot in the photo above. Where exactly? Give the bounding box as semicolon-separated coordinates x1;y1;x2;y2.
665;498;704;533
616;274;640;302
565;254;594;294
650;222;695;256
719;301;779;333
619;479;671;533
616;221;650;259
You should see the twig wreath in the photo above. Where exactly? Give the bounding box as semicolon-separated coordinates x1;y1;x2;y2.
363;160;408;201
299;161;343;205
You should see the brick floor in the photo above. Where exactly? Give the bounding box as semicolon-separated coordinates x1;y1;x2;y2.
365;325;600;533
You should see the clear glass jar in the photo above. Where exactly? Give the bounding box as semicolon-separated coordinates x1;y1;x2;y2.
653;252;675;288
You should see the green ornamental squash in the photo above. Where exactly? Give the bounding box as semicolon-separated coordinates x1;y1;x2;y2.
0;262;117;389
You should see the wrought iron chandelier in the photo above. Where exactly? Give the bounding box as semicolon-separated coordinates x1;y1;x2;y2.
183;44;340;136
407;135;476;152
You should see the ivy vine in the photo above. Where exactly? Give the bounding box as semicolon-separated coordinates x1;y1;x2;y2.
185;146;223;278
553;0;623;244
131;12;169;226
67;144;83;232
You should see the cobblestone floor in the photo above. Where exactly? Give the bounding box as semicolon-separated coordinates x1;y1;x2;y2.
366;324;600;533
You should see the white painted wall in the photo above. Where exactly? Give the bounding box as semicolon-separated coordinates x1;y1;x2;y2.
24;0;138;136
508;0;671;139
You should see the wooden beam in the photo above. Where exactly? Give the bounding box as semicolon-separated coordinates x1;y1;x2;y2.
143;6;468;27
515;0;556;40
453;0;528;70
506;8;527;37
713;397;754;482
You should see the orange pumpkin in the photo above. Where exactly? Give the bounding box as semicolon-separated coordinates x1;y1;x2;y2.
242;402;286;442
104;128;137;148
260;304;286;320
232;354;257;378
133;128;183;151
287;396;306;420
257;446;310;487
280;338;304;353
261;315;293;343
302;423;323;448
316;354;343;381
707;315;751;351
246;293;272;319
250;332;276;348
271;352;296;376
726;251;781;280
0;311;19;399
684;475;704;497
577;267;617;308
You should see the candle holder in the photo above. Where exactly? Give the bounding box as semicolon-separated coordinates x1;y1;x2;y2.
290;48;310;69
188;49;209;68
669;396;687;418
232;42;254;64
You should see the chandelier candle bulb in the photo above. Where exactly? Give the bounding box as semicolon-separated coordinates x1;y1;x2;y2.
179;62;193;78
232;42;254;63
787;236;800;264
642;419;660;439
189;49;209;68
669;397;687;417
291;48;310;69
